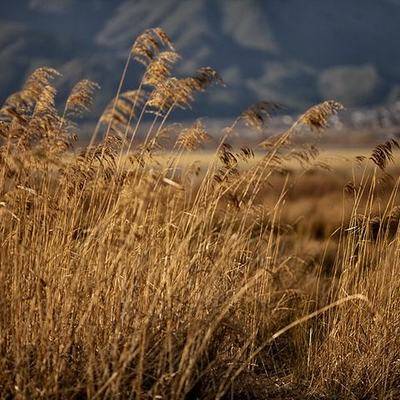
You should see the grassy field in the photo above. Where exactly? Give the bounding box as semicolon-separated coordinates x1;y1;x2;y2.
160;147;387;169
1;28;400;399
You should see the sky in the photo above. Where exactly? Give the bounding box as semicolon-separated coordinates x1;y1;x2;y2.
1;0;399;120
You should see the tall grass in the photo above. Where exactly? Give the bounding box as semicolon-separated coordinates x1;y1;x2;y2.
0;28;399;399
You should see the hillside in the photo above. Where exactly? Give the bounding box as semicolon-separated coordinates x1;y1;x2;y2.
1;0;400;118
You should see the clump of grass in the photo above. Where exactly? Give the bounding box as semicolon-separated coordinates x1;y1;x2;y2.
0;28;399;400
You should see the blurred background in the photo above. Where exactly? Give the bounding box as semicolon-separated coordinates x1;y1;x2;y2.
1;0;400;140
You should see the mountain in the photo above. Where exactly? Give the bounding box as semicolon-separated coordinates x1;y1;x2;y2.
1;0;400;120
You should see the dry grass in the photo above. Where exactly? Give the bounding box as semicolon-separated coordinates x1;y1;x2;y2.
0;28;400;399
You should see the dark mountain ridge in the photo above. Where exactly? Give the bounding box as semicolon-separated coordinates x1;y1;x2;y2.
1;0;399;120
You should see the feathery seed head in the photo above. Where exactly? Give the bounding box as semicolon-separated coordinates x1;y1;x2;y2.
66;79;100;117
178;120;210;150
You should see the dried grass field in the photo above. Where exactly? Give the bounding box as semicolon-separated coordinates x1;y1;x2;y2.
0;28;399;399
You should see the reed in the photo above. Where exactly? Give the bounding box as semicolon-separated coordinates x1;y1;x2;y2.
0;28;399;399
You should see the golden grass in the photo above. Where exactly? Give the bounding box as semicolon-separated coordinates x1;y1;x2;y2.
0;28;399;399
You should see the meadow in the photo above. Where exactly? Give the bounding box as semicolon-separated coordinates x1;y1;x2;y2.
0;28;399;399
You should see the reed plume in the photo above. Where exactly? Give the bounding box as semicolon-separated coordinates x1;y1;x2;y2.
296;100;344;132
178;120;210;150
370;138;399;170
240;101;282;130
147;67;222;113
100;89;146;131
143;51;181;87
65;79;100;117
131;28;174;66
